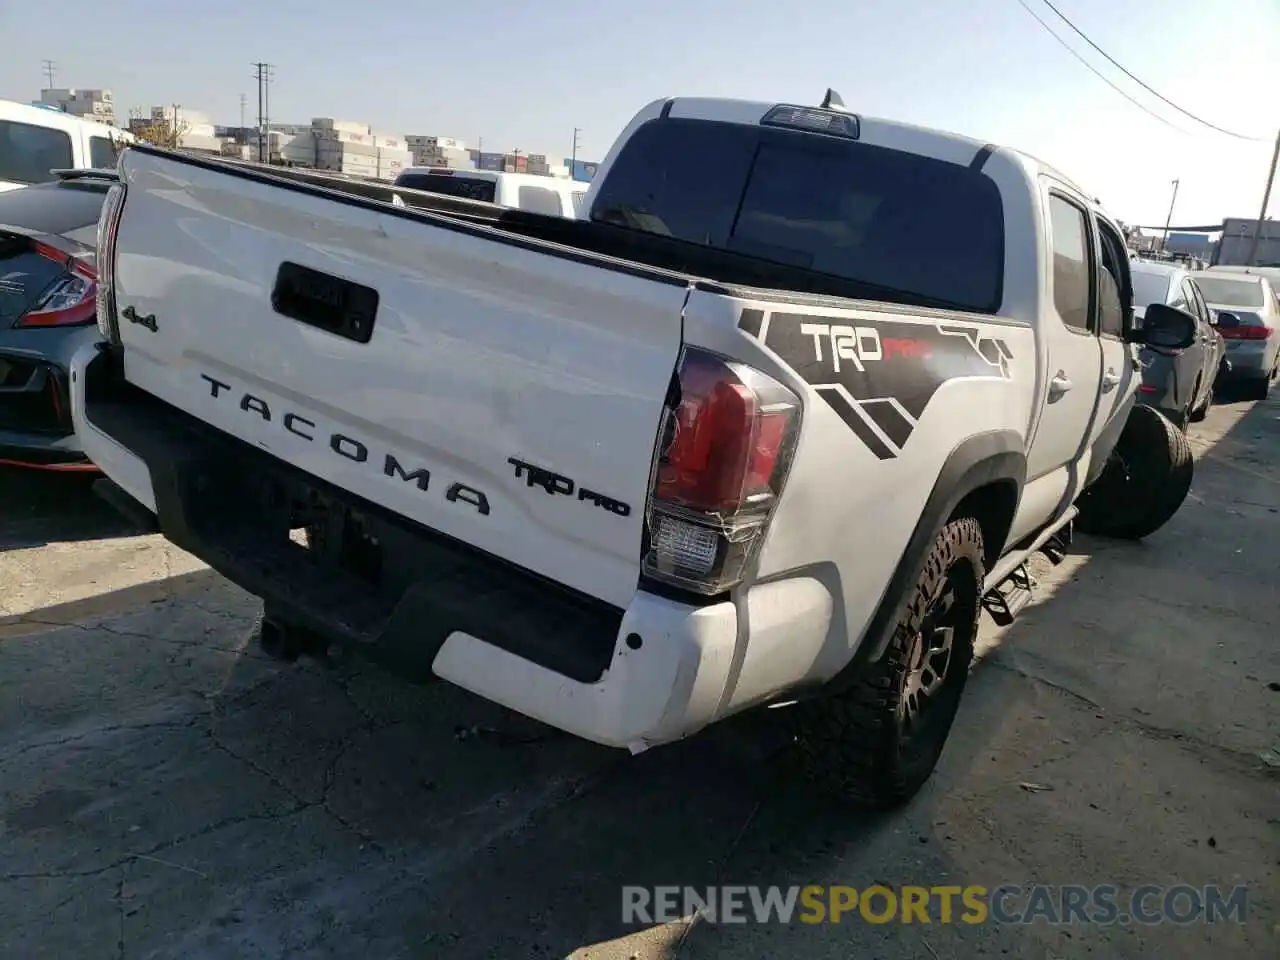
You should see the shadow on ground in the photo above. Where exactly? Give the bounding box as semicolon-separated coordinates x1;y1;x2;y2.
0;468;143;551
0;395;1276;959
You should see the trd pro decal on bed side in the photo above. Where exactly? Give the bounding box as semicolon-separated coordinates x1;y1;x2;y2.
739;308;1013;460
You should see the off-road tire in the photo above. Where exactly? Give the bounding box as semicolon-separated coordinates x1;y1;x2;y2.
789;518;984;809
1075;404;1194;540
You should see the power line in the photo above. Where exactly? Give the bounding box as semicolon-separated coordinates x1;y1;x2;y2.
1015;0;1192;136
1034;0;1269;142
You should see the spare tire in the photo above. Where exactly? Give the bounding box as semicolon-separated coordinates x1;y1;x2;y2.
1075;404;1194;540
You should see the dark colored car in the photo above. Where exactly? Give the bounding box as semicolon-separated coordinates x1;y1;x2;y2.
1129;260;1225;428
0;171;114;471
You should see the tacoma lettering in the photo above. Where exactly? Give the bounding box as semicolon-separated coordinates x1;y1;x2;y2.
199;372;488;515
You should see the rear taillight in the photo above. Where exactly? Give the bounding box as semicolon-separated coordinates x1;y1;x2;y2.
641;347;802;596
95;182;127;343
13;243;98;328
1219;325;1271;341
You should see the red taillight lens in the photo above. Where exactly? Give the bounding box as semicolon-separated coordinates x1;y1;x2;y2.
642;347;802;596
14;246;99;328
1219;325;1271;341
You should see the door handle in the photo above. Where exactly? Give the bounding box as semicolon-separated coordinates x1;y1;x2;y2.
1048;371;1073;401
1101;368;1121;392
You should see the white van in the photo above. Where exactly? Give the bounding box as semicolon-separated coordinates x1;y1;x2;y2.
391;167;588;218
0;100;134;192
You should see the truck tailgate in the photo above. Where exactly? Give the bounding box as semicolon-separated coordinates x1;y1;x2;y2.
110;150;689;609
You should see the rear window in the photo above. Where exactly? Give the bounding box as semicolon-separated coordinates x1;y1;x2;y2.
591;118;1005;312
394;172;496;204
1130;270;1172;308
1193;276;1264;308
0;120;75;186
0;181;109;236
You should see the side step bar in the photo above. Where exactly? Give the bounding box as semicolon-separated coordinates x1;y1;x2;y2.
981;507;1077;626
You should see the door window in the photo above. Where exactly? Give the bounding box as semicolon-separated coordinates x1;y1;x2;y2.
1094;218;1128;338
1048;194;1095;332
88;135;120;170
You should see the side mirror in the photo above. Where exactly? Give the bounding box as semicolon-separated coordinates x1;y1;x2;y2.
1142;303;1198;350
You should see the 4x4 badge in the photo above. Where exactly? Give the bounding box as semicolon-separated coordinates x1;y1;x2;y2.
121;305;158;332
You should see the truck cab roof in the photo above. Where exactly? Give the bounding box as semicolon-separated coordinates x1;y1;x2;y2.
589;95;1102;213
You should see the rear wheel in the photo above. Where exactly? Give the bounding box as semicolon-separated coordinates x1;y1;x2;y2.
1076;405;1194;540
789;518;984;809
1244;376;1274;401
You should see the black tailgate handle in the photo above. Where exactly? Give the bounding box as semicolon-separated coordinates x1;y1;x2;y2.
271;262;379;344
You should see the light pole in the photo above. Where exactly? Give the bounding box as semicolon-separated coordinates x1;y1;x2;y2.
1245;127;1280;267
1161;179;1180;253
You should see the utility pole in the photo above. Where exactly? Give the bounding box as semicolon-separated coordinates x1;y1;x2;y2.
253;63;267;161
41;59;55;90
1161;179;1180;252
239;93;247;136
570;127;581;177
263;64;274;158
511;147;520;172
171;103;181;148
1246;127;1280;267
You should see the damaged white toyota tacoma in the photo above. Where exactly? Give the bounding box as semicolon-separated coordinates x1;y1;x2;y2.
72;92;1199;807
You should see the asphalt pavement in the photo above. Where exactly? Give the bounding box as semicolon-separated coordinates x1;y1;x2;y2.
0;394;1277;959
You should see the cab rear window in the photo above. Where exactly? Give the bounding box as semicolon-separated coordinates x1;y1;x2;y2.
591;117;1005;313
0;121;75;186
394;172;496;204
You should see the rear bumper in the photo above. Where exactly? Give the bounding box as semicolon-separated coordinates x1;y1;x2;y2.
0;327;98;469
71;344;834;750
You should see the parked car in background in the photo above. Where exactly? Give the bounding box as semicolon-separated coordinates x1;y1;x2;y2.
1129;260;1224;427
0;169;114;470
1206;263;1280;288
1;99;131;192
1195;271;1279;400
391;168;586;218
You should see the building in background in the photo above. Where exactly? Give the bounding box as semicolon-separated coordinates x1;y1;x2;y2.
1164;232;1215;260
257;119;413;179
36;88;117;126
1216;218;1280;267
127;106;222;154
564;158;599;182
407;135;473;170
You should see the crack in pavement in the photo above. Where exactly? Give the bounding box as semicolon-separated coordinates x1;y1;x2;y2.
5;615;274;662
0;805;314;883
981;656;1278;781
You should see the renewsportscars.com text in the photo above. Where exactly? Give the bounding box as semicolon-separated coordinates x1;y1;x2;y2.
622;884;1249;926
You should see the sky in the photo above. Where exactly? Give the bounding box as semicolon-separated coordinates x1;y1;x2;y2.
1;0;1276;227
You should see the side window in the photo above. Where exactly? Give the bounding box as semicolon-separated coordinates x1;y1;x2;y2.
570;191;587;217
1094;217;1127;338
1048;194;1094;332
1182;280;1207;322
88;136;119;170
1168;283;1189;311
0;121;74;185
516;185;566;216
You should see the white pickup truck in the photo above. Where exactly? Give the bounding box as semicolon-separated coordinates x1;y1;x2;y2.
72;92;1199;807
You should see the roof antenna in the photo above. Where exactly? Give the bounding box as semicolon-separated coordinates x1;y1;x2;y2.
820;88;848;111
